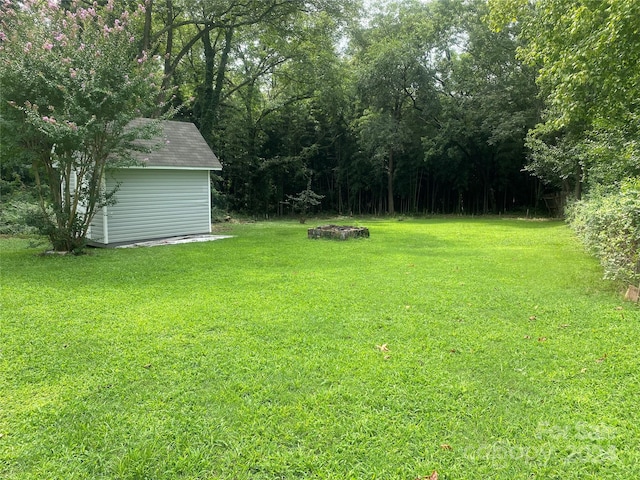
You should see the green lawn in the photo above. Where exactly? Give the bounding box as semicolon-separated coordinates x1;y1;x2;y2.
1;218;639;479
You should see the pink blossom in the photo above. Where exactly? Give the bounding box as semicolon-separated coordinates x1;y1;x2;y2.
129;36;135;43
24;42;32;53
0;31;7;41
70;68;77;78
43;42;53;51
106;0;114;11
54;33;65;42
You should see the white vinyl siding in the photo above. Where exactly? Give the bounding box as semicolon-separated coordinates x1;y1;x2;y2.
88;203;107;243
90;169;211;244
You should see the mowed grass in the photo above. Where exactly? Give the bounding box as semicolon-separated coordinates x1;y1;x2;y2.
1;218;639;479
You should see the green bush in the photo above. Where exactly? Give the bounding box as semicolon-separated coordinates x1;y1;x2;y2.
567;178;640;284
0;192;41;236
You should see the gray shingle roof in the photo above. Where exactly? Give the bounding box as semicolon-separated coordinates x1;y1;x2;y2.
129;118;222;170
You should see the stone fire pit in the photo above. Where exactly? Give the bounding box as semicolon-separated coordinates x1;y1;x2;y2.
308;225;370;240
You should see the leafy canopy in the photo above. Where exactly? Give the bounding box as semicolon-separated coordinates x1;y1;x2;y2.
0;0;164;251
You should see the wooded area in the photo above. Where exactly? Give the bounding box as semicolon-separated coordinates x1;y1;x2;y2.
142;0;543;216
1;0;638;228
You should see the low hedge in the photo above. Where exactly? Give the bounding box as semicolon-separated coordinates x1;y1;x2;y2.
567;178;640;285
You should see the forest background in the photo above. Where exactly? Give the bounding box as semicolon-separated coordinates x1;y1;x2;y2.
1;0;639;279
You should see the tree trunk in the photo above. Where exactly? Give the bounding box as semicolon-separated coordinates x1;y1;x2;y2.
387;148;395;215
161;0;174;93
199;28;216;143
142;0;153;52
200;26;234;145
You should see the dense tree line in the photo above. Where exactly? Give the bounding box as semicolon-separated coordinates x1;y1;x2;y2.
143;0;542;215
2;0;637;231
0;0;538;218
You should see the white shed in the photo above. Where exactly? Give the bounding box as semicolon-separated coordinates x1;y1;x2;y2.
87;119;222;246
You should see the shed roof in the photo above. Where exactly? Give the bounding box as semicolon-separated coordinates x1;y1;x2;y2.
129;118;222;170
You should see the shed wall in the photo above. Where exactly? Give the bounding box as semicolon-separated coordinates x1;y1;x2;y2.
90;169;211;244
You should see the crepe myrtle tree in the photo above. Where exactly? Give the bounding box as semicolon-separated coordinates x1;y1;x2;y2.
0;0;164;252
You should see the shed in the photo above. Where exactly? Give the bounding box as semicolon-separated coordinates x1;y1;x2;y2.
87;119;222;246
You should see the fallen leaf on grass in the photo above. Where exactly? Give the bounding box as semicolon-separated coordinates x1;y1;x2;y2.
440;443;453;450
538;337;547;342
596;354;607;363
524;335;531;339
415;471;438;480
615;306;624;311
529;315;537;321
376;344;389;352
580;368;587;373
143;364;152;369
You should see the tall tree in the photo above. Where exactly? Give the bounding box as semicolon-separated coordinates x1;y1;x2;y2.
489;0;640;194
348;0;538;214
427;0;539;212
351;0;438;214
143;0;356;145
0;0;163;251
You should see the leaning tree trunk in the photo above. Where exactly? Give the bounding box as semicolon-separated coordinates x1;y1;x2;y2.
199;26;234;146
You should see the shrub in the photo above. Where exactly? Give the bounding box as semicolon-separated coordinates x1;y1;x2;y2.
567;178;640;284
0;192;41;235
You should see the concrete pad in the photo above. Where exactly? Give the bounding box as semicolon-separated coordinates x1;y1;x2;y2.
115;234;234;248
